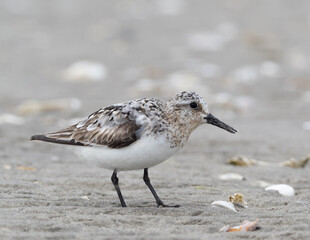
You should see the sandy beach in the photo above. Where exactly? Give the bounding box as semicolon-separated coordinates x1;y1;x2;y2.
1;1;310;239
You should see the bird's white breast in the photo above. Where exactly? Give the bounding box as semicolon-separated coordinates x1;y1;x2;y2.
73;135;179;171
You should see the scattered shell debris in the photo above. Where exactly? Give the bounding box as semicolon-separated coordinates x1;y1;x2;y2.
81;196;90;201
0;114;25;125
17;98;81;115
219;173;245;181
16;166;36;171
62;60;107;82
281;155;310;168
265;184;295;197
219;219;259;232
229;193;248;208
228;155;310;168
211;200;237;212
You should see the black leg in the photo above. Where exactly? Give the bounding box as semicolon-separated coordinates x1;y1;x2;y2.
111;170;127;207
143;168;180;208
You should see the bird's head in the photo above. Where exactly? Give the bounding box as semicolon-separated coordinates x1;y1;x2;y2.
166;91;237;134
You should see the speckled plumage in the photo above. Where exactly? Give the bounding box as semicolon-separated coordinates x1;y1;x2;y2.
35;91;210;150
31;91;237;207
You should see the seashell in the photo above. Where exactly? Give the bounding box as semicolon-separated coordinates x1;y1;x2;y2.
81;196;89;201
211;201;237;212
219;219;259;232
229;193;248;208
228;155;256;166
281;155;310;168
62;61;107;82
219;173;245;181
17;98;81;115
265;184;295;197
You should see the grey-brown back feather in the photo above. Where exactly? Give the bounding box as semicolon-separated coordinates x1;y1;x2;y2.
31;104;145;149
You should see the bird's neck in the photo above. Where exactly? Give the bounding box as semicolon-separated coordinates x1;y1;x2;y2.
164;109;198;149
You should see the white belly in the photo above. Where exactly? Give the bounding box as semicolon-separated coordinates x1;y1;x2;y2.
73;135;179;171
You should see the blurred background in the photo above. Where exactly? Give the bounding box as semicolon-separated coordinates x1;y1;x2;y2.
1;0;310;238
1;0;309;157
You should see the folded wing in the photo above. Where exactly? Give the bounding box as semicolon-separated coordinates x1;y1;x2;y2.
31;105;144;149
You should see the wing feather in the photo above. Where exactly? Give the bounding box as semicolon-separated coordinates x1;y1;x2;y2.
31;105;144;149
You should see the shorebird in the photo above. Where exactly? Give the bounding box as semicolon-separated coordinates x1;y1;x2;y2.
31;91;237;207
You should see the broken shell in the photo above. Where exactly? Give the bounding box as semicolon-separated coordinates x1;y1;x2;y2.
229;193;248;208
281;155;310;168
219;173;245;181
265;184;295;197
81;196;89;201
211;201;237;212
219;219;259;232
228;155;256;166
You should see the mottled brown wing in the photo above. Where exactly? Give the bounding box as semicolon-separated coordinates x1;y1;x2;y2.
31;106;143;149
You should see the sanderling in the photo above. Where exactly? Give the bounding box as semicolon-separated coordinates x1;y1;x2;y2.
31;91;237;207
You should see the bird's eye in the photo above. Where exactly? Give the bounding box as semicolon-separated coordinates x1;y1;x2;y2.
189;102;198;109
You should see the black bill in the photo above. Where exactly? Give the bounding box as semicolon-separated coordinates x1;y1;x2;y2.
204;113;237;134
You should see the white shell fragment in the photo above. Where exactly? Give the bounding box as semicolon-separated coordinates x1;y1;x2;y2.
62;61;107;82
211;201;237;212
219;173;245;181
81;196;89;201
265;184;295;197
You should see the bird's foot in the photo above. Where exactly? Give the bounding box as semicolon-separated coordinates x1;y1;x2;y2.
157;200;180;208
